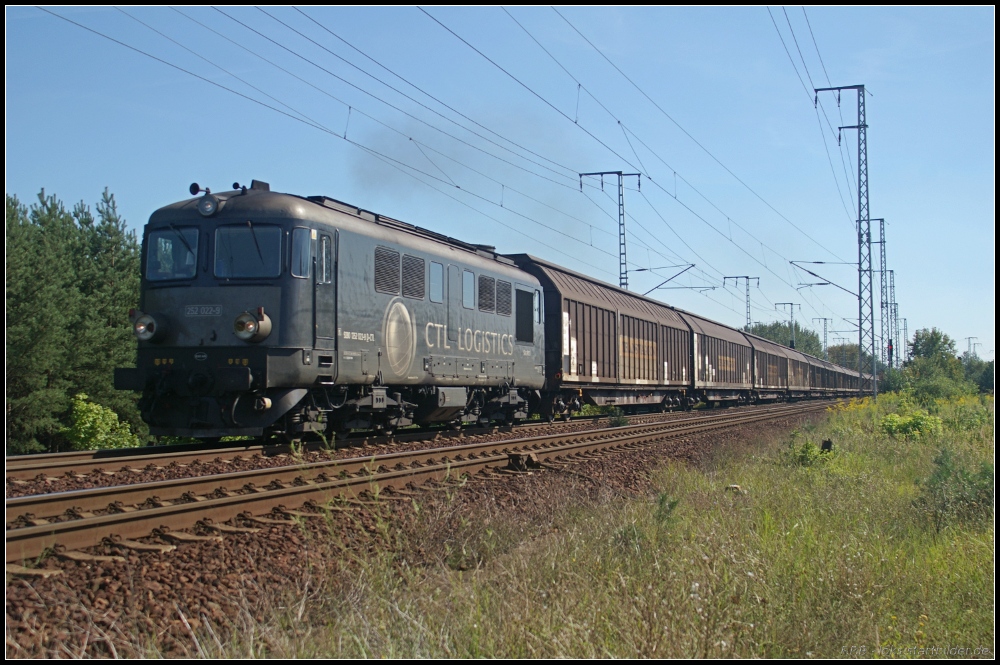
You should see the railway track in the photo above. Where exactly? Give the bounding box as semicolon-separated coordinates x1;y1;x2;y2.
4;406;768;483
6;402;833;566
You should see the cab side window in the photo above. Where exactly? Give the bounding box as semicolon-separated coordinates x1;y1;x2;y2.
429;262;444;303
462;270;475;309
291;228;312;278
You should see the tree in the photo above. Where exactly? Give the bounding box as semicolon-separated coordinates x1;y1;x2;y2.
824;342;883;376
6;190;144;454
6;192;82;453
745;321;823;358
962;352;994;394
69;190;143;435
897;328;975;401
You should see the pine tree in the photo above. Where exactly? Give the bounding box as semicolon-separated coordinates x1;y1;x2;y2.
6;189;145;453
6;192;82;452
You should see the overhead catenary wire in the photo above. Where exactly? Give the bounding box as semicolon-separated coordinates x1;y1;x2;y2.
553;6;844;262
213;7;587;191
292;6;582;180
41;7;621;274
452;7;855;325
46;7;853;334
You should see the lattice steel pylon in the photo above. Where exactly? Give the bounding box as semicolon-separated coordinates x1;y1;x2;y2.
877;218;888;368
813;318;833;360
579;171;641;289
724;276;760;329
815;84;874;396
888;269;899;369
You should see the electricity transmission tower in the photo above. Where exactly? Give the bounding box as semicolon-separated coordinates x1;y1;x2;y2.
579;171;641;289
815;84;875;396
776;302;801;349
724;276;760;329
813;318;833;360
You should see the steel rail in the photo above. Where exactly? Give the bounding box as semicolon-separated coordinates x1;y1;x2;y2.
7;403;832;562
6;404;809;524
4;405;770;480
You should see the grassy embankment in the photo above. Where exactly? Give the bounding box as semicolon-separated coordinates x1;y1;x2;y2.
203;395;994;658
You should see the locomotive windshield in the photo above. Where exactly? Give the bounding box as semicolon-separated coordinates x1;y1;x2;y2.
146;226;199;281
214;223;282;279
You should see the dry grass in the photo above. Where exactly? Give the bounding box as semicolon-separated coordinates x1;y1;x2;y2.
239;395;991;658
11;397;992;658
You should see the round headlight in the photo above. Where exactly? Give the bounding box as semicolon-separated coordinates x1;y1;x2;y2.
134;314;160;342
197;194;220;217
234;310;271;342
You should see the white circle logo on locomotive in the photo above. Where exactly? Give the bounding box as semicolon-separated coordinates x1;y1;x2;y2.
383;299;416;377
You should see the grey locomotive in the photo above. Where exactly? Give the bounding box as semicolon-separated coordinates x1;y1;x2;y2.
115;181;546;440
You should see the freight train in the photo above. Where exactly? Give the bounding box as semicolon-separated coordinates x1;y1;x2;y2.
114;181;872;440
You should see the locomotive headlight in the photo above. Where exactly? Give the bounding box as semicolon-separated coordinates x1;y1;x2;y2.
133;313;166;342
197;194;220;217
234;308;272;343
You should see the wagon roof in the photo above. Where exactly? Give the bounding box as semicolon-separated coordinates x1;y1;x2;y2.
675;311;751;347
508;254;688;329
741;332;794;358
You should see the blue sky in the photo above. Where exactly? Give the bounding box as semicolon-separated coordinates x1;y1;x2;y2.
6;6;995;360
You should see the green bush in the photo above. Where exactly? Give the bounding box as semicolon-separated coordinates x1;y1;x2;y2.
942;396;994;432
782;438;830;467
915;448;994;532
880;410;942;439
61;393;141;450
605;407;629;427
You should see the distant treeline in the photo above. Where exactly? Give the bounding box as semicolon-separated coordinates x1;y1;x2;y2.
6;190;144;454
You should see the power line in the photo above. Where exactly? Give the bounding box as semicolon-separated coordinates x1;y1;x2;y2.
553;6;838;257
269;7;583;183
491;8;854;322
767;7;812;98
782;7;816;90
767;7;856;228
294;7;582;179
418;7;640;169
42;7;623;275
802;8;832;89
214;7;584;191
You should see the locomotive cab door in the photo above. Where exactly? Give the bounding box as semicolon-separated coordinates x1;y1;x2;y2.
315;232;336;348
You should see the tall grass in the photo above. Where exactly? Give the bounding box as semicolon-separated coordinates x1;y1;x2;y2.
198;395;994;658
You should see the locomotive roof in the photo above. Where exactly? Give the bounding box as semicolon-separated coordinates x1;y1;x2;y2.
150;186;534;277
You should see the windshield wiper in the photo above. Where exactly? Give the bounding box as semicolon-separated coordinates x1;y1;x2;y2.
168;223;195;258
246;220;265;265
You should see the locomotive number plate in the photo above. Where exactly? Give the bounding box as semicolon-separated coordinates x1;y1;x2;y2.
185;305;222;317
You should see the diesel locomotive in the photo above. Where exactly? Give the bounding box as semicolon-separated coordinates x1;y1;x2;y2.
114;181;869;441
